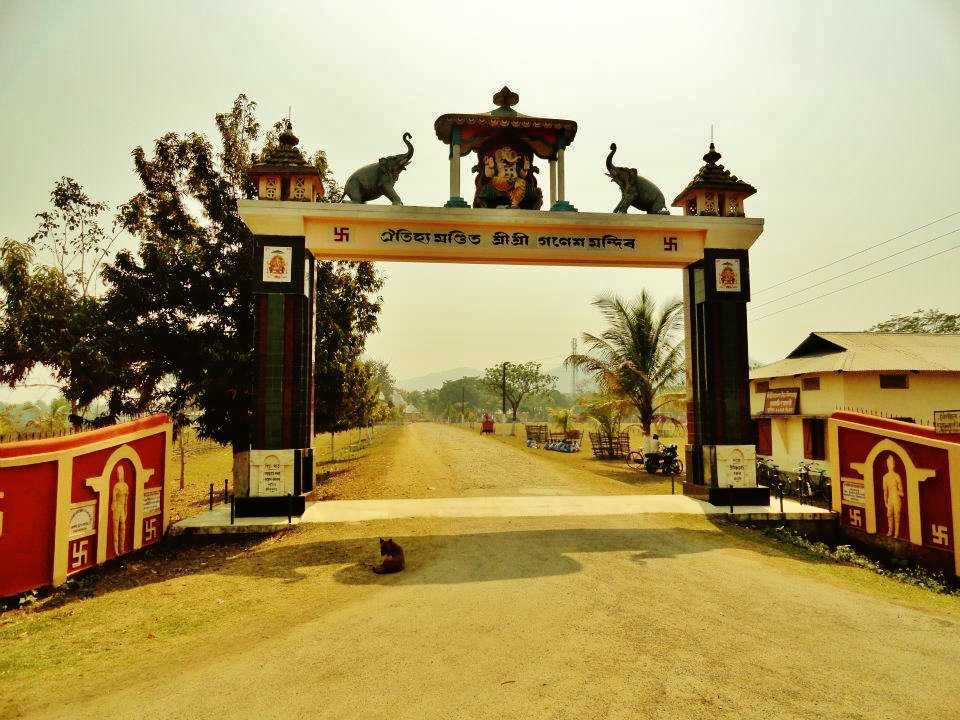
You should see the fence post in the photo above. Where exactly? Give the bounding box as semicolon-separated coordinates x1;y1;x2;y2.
729;484;734;514
287;493;293;524
230;494;235;525
223;478;229;504
209;483;214;512
779;483;785;516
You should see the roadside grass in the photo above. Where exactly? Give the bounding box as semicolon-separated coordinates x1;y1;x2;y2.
166;424;403;522
311;424;403;500
452;420;685;494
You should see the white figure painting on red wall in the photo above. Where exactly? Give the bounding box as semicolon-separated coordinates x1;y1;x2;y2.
880;454;904;538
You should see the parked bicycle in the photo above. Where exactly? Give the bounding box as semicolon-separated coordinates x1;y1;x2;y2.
757;457;788;496
796;460;817;501
626;449;645;470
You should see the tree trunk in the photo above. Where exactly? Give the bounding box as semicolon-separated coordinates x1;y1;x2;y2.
178;432;185;490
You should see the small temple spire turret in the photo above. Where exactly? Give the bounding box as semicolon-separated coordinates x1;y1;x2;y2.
248;119;324;202
672;141;756;217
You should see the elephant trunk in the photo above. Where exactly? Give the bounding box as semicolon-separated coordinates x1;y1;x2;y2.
605;143;618;174
401;132;414;162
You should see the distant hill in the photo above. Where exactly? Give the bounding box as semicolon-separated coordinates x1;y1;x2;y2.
397;367;482;391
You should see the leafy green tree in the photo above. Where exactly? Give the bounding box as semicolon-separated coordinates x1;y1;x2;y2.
480;362;557;422
25;397;71;435
565;291;684;436
0;178;119;419
868;308;960;334
436;376;498;421
313;261;383;434
91;94;382;461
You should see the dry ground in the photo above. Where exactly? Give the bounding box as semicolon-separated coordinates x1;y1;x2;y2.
3;422;960;720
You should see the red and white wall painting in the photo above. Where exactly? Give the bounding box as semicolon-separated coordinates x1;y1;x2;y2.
0;414;171;597
829;411;960;575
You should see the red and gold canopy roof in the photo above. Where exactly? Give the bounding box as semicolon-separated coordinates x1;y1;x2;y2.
434;86;578;160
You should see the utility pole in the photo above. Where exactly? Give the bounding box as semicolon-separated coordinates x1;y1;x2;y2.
501;362;508;417
571;337;577;397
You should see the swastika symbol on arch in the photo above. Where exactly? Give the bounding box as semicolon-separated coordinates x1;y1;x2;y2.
663;236;678;252
333;227;350;242
931;524;950;546
144;517;159;543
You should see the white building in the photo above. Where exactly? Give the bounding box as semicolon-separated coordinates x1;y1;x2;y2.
750;332;960;475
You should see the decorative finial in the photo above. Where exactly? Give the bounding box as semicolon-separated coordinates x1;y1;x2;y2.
703;141;721;164
493;86;519;110
279;119;299;148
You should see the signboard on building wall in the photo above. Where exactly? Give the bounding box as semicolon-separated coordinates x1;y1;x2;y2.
0;415;171;597
934;410;960;435
763;388;799;415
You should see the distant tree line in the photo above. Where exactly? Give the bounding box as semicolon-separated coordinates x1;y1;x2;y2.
401;362;567;423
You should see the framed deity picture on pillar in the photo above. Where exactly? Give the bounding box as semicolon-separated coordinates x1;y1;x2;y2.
702;248;750;302
262;246;292;283
252;236;306;294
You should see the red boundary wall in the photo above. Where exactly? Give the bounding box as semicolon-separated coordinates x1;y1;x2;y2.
829;411;960;576
0;415;172;597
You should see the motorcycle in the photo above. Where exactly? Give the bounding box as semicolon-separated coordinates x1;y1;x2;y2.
644;444;684;476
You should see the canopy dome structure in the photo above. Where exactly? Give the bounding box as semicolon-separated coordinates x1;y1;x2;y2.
434;87;578;210
434;86;578;160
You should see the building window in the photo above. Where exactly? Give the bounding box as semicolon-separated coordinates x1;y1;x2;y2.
803;418;827;460
879;374;908;389
755;381;769;393
801;376;820;391
755;418;772;456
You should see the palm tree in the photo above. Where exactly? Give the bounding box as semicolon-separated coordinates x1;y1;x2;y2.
26;397;71;435
565;291;684;436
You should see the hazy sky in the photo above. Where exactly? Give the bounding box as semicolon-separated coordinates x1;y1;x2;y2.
2;0;958;398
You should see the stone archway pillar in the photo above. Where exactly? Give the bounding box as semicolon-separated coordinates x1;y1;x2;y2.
241;234;316;516
683;248;765;504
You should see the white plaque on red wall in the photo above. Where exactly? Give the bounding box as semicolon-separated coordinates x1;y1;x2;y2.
262;246;292;283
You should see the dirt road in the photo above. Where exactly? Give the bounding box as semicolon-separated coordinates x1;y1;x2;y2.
325;422;662;499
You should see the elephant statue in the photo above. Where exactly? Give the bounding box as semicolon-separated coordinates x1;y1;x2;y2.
605;143;669;214
342;132;414;204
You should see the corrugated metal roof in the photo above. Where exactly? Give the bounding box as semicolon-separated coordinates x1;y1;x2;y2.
749;332;960;379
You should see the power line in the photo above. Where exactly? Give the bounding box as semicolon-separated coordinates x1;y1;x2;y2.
749;226;960;311
753;209;960;295
749;242;960;323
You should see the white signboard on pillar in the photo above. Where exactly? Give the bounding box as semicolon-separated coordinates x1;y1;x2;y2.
716;445;756;487
249;449;295;497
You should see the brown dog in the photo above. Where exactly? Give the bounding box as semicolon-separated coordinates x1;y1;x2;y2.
372;538;405;574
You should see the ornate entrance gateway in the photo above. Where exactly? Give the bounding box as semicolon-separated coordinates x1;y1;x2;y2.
236;88;766;514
